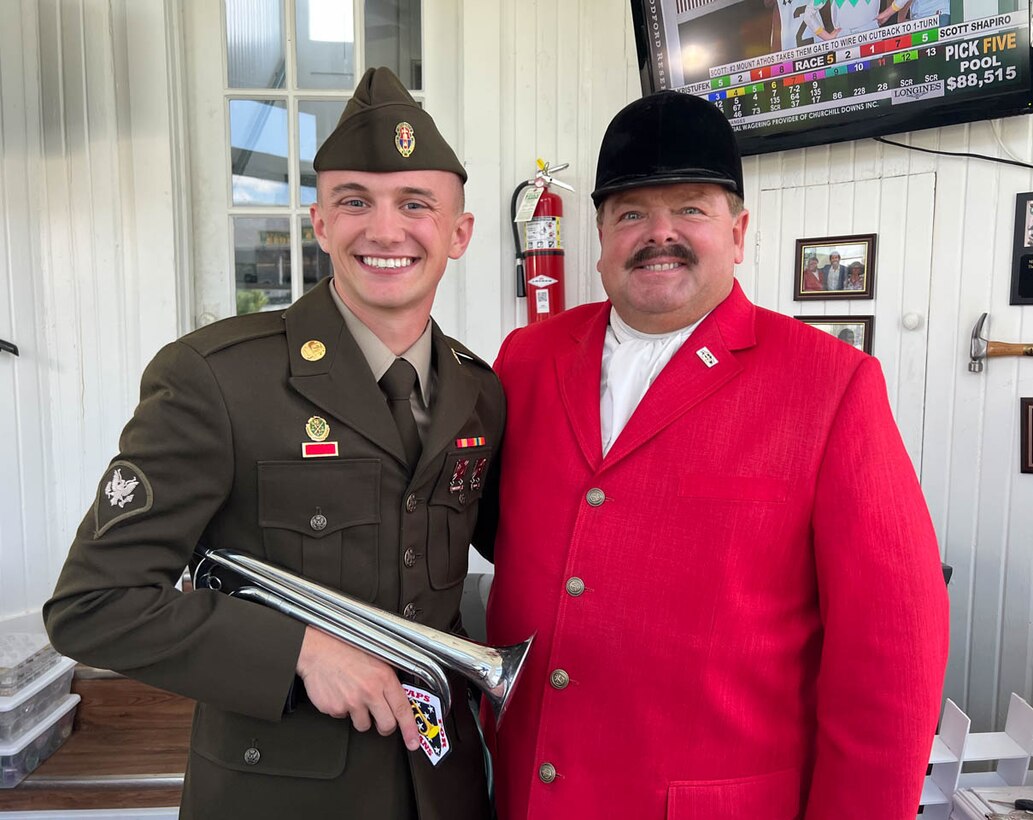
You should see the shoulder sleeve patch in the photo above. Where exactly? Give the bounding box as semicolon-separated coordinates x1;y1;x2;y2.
93;459;154;538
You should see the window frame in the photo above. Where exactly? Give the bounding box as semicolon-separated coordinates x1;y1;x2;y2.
186;0;436;324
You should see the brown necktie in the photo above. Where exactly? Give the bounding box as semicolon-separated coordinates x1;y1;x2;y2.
379;358;422;472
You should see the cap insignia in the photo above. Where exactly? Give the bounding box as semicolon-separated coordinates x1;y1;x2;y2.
301;340;326;361
394;121;416;157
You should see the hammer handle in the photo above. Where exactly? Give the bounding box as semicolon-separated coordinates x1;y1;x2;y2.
986;341;1033;357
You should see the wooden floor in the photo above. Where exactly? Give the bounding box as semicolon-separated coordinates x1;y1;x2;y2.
0;672;192;811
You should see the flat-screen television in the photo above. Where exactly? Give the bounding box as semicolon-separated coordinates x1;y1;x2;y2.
630;0;1033;154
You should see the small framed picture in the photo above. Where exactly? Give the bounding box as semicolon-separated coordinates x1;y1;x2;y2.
1022;398;1033;474
795;315;875;355
1010;193;1033;305
794;233;876;300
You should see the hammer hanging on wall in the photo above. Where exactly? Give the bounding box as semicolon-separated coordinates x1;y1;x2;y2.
969;313;1033;373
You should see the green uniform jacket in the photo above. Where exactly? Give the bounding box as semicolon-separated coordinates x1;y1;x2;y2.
44;278;503;820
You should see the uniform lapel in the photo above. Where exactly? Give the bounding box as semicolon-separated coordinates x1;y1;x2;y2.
555;303;610;471
416;324;480;482
284;279;406;463
601;280;757;470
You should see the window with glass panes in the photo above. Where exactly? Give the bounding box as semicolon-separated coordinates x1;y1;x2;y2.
225;0;422;314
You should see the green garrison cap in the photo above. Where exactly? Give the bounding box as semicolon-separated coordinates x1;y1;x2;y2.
313;66;467;182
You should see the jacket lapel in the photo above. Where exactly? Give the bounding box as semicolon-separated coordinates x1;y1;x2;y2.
284;280;406;463
555;304;610;471
600;280;758;470
414;325;480;482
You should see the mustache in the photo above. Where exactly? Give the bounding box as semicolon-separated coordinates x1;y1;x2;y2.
626;244;698;270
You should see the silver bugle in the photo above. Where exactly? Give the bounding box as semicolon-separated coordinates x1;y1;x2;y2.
193;548;532;725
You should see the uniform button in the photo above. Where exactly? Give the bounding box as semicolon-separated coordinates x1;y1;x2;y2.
405;493;418;513
403;603;417;619
586;488;605;506
550;669;570;689
458;491;468;505
403;548;418;568
538;762;557;783
243;747;261;765
565;577;585;597
309;513;327;531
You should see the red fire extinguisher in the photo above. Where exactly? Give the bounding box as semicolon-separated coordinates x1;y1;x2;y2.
511;160;573;324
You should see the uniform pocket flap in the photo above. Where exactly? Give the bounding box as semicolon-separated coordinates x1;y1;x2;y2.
258;459;381;537
667;767;802;818
679;475;789;503
192;701;349;780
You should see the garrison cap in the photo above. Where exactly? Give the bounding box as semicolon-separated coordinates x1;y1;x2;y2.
313;66;467;182
591;91;744;207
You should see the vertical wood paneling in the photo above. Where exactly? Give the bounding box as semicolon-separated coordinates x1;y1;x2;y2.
751;171;933;462
456;1;502;361
35;0;128;587
421;0;462;336
471;0;636;359
895;173;935;466
955;125;1003;729
0;0;182;619
874;175;908;407
0;0;54;619
747;152;783;305
119;0;189;358
827;139;856;184
36;0;88;600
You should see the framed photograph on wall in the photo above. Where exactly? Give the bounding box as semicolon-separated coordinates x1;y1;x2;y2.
1010;193;1033;305
794;234;876;301
795;315;875;355
1022;398;1033;474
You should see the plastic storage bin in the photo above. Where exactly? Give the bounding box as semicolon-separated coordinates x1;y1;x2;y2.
0;694;79;788
0;633;60;697
0;656;76;743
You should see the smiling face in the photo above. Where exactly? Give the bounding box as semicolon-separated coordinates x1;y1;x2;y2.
596;183;748;333
310;169;473;333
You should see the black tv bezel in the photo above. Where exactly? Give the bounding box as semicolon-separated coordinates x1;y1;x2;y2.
630;0;1033;156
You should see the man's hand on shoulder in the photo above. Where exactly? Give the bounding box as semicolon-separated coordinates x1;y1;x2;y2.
296;625;420;751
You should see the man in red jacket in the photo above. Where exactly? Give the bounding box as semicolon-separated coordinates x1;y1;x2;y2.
483;91;949;820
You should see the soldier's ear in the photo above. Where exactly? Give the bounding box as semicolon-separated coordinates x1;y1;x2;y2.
310;203;330;253
448;212;475;260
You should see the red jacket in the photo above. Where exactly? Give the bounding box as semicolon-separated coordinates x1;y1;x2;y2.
485;282;948;820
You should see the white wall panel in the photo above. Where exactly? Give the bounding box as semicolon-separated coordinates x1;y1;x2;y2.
453;0;503;360
0;0;53;619
469;0;639;361
0;0;183;620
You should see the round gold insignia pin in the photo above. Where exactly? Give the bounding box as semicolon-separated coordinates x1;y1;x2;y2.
394;121;415;157
306;416;330;442
300;340;326;361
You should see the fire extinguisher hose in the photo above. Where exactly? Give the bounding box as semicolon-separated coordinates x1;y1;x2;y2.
510;181;534;298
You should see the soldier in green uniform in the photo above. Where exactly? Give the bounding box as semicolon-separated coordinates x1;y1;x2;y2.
44;67;501;820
